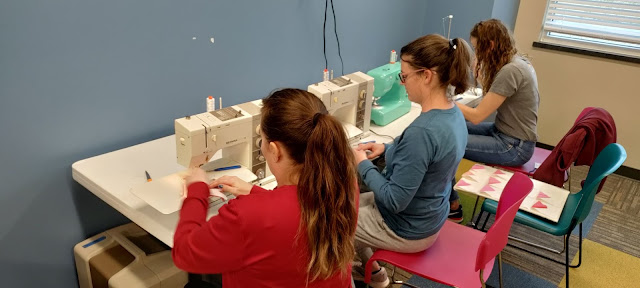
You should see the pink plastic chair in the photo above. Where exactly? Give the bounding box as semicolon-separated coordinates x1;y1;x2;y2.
364;173;533;288
494;107;595;177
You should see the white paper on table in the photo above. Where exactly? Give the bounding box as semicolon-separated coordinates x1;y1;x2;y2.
130;160;257;214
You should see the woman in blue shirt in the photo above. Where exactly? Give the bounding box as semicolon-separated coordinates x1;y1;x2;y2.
352;34;470;287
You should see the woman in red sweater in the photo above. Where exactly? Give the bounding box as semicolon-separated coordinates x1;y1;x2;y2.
172;88;358;287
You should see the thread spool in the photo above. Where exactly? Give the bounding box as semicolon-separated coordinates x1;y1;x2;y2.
206;96;214;112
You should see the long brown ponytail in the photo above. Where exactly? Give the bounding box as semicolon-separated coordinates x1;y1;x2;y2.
260;88;357;281
400;34;472;95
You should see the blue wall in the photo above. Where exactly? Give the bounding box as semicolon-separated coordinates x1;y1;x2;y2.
492;0;522;31
422;0;521;41
0;0;519;286
0;0;429;286
423;0;495;40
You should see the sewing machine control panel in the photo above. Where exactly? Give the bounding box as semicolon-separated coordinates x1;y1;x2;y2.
210;107;244;121
329;77;351;87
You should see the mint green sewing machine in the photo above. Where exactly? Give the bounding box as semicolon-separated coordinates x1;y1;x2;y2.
367;51;410;126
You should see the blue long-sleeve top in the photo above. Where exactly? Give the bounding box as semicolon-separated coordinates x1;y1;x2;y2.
358;107;467;240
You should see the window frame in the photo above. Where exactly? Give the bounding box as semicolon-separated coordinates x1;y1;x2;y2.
536;0;640;62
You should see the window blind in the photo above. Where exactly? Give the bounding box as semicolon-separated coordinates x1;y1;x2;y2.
541;0;640;51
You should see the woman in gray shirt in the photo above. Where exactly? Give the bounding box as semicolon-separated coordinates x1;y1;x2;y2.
456;19;539;166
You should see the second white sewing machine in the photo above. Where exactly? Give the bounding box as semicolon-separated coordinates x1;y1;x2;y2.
174;100;268;178
308;71;374;143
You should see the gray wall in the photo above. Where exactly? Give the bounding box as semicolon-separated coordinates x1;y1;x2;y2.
0;0;427;286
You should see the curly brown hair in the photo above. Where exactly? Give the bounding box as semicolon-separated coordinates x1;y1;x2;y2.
470;19;517;93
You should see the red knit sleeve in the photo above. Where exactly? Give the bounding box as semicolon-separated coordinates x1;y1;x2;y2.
172;182;245;274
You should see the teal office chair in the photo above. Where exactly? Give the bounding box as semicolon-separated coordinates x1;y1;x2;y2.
475;143;626;288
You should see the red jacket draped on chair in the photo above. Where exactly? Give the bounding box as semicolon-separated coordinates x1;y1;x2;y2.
533;108;616;191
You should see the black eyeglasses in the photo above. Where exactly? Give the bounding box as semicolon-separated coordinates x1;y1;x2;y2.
398;69;428;84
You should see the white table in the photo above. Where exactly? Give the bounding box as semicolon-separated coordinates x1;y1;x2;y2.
72;93;481;247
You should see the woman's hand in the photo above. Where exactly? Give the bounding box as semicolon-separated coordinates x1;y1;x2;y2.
184;168;209;187
209;176;253;196
180;168;209;198
352;148;368;165
352;143;385;164
356;142;385;159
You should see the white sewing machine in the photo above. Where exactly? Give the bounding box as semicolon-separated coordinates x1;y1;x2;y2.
307;71;374;143
130;100;274;215
174;100;268;179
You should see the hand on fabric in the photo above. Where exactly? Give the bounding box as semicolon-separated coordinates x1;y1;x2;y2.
184;168;209;186
352;148;368;164
208;188;228;200
209;176;253;196
356;142;385;159
180;168;209;198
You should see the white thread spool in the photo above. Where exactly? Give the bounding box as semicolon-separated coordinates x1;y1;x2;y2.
206;96;214;112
